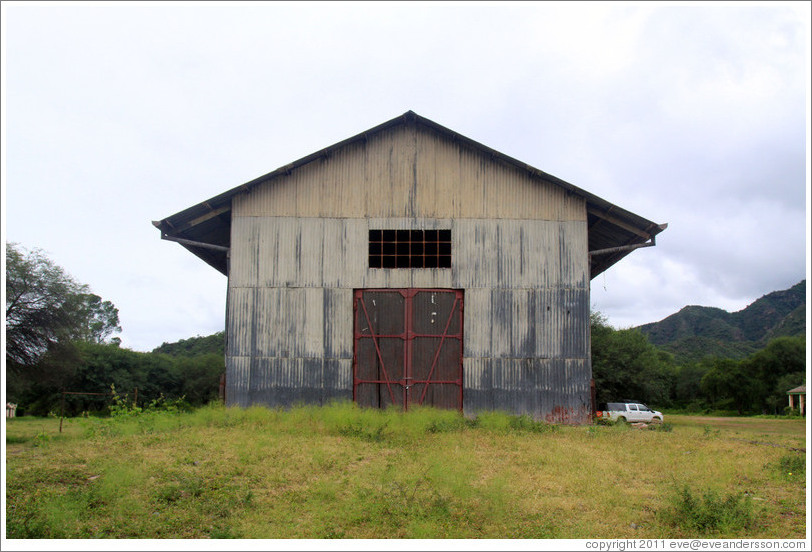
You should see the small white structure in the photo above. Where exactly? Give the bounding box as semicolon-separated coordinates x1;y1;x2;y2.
787;385;806;416
6;403;18;418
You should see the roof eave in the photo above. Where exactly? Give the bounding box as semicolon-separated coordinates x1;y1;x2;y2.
154;110;666;279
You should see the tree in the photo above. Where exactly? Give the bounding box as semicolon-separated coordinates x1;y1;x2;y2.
6;243;84;368
673;361;710;408
68;293;121;344
6;243;121;371
743;336;806;414
590;311;676;406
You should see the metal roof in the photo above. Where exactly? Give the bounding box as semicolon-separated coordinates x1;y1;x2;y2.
788;385;806;394
153;110;666;278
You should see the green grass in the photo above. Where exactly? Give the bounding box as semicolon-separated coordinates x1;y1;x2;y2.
661;484;755;533
4;403;806;539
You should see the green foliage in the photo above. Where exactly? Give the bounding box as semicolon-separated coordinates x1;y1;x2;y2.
13;341;221;417
764;304;806;341
6;244;223;418
672;362;709;405
5;243;122;367
591;313;676;406
67;293;121;344
6;243;123;410
6;243;87;367
661;336;761;365
152;332;225;357
662;484;755;534
593;302;805;415
745;336;806;414
700;358;760;414
32;431;52;447
690;336;806;415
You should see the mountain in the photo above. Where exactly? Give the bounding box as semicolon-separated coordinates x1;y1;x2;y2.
637;281;806;364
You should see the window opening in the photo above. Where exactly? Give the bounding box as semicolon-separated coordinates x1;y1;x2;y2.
369;229;451;268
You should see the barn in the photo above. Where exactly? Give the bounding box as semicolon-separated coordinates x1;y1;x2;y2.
153;111;666;423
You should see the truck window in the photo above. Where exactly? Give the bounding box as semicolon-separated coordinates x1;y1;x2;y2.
628;405;638;411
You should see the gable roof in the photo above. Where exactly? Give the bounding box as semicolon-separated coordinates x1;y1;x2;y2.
153;110;666;278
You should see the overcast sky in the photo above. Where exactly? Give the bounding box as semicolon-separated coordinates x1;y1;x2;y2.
3;1;810;353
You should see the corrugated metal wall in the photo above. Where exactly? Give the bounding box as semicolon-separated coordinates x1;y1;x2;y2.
233;126;584;221
226;123;591;422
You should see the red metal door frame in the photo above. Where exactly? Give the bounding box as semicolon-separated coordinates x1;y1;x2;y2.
353;288;463;411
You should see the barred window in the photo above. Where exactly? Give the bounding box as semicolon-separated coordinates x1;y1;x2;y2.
369;229;451;269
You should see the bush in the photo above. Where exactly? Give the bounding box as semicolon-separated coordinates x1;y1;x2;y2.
782;406;803;418
662;484;754;534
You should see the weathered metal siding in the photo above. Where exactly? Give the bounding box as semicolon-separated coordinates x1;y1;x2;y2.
226;284;353;407
232;125;584;221
225;122;592;422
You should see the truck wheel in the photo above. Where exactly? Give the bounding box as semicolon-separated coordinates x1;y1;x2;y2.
617;416;627;424
652;417;663;424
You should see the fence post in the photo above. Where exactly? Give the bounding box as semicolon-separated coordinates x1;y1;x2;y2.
59;391;66;433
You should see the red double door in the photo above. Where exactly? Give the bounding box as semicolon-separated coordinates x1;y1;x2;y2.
353;289;463;411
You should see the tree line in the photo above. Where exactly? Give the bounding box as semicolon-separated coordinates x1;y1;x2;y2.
591;312;806;415
5;242;806;417
6;243;223;416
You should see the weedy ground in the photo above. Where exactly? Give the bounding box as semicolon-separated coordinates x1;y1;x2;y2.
4;403;807;539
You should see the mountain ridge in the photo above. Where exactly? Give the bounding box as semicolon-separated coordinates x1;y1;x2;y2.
637;280;806;364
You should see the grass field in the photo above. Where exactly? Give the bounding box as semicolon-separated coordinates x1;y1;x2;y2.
4;403;807;540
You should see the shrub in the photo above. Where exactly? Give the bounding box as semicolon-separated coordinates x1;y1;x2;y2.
662;484;754;534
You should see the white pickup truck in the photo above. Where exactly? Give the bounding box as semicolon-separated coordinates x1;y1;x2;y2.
595;401;664;424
